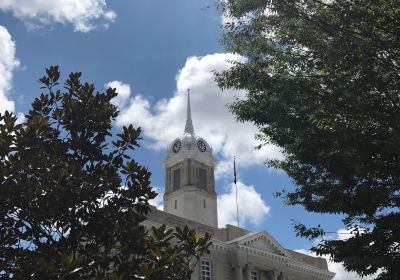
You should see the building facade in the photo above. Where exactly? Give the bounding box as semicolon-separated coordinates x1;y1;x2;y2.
145;92;335;280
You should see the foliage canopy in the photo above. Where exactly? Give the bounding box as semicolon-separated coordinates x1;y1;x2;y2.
217;1;400;279
0;66;211;280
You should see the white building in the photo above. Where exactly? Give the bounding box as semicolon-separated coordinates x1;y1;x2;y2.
144;92;335;280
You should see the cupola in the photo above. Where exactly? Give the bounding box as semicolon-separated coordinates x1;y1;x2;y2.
163;90;218;228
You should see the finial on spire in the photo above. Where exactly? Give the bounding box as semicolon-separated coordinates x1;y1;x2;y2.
184;89;194;134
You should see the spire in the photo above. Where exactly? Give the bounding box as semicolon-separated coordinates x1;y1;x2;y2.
184;89;194;134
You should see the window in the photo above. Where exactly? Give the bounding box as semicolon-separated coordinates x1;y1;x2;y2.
251;270;259;280
174;200;177;209
198;168;207;189
203;199;206;209
201;260;212;280
173;169;181;191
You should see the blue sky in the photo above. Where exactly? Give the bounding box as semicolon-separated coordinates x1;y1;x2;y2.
0;1;370;279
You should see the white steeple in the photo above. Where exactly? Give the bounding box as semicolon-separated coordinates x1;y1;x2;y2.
184;89;194;135
163;89;218;228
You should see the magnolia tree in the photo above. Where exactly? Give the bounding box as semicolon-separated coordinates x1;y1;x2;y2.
0;66;211;280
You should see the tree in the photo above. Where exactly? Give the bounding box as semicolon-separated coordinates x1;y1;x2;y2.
216;1;400;279
0;66;211;280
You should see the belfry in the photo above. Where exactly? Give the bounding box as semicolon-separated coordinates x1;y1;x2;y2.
163;90;218;228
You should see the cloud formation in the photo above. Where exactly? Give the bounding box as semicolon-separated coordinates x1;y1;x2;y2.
217;181;270;228
0;0;116;32
105;81;131;109
107;53;282;178
148;186;164;211
0;25;19;114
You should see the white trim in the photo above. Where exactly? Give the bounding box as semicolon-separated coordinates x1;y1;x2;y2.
201;259;212;280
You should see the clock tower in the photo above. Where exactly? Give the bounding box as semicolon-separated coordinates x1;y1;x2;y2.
163;91;218;228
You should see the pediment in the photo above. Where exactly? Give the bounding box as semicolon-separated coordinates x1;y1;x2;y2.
246;238;283;255
229;231;289;257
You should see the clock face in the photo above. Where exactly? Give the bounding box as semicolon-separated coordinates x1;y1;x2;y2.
172;141;181;153
197;140;206;152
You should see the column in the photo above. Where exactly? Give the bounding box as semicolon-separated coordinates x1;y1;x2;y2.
268;270;278;280
260;270;271;280
245;264;252;280
279;271;289;280
235;265;243;280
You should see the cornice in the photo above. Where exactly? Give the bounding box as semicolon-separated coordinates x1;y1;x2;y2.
163;150;215;168
163;186;217;199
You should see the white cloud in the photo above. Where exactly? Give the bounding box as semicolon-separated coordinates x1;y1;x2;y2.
0;0;116;32
0;25;20;114
149;186;164;211
108;53;282;178
217;181;270;228
336;226;367;241
105;81;131;109
15;112;26;124
337;228;353;241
